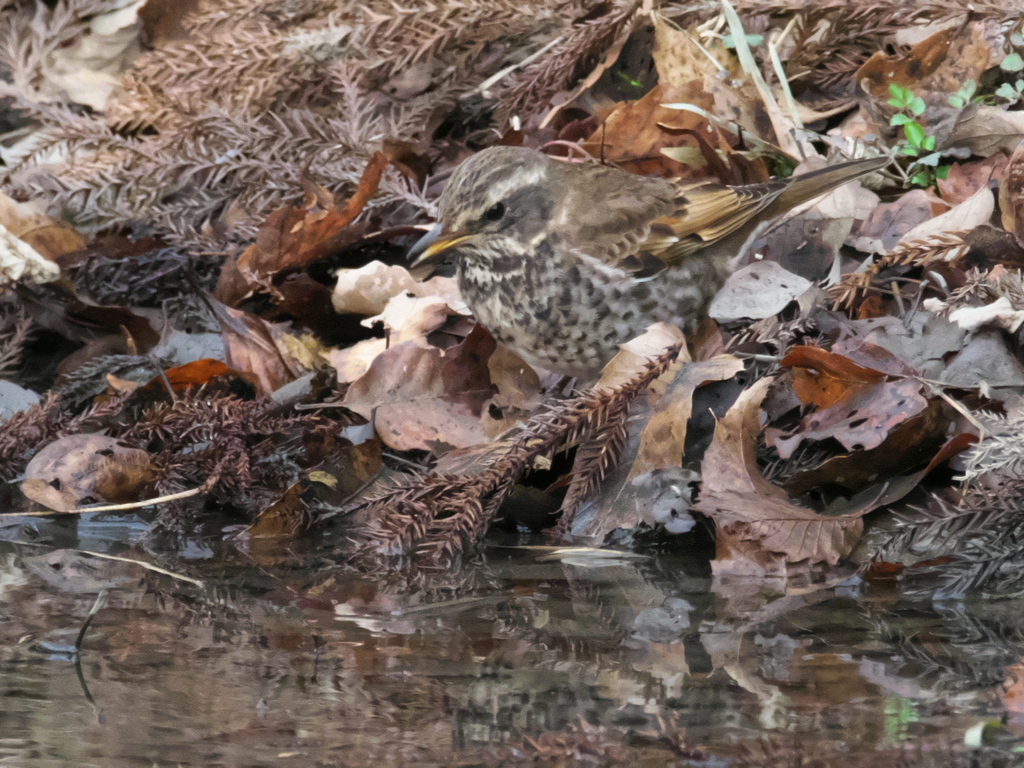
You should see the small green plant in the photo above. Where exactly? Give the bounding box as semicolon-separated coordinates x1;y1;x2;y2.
996;79;1024;103
996;35;1024;103
947;79;977;109
887;83;949;188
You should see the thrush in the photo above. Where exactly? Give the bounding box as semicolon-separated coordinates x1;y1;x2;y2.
409;147;887;378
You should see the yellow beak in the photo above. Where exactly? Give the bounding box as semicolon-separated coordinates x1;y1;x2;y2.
408;224;474;267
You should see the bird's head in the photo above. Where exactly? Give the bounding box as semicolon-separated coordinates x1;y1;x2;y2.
408;147;561;270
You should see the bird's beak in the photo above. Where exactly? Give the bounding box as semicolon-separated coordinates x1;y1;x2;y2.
408;224;473;268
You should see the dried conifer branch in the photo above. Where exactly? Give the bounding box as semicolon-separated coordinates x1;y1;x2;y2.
827;233;968;312
494;2;638;125
925;268;1024;319
0;313;31;378
555;403;632;540
354;343;683;562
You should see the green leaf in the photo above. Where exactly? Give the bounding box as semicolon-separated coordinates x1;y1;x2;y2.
901;144;920;156
890;113;912;126
997;83;1019;100
722;33;763;48
937;164;951;180
948;95;964;108
1002;53;1024;72
911;171;931;187
909;96;926;116
904;121;926;147
888;83;912;107
1012;31;1024;46
922;134;936;151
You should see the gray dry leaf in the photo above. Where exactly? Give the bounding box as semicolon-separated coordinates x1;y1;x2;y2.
709;261;813;322
849;189;936;254
943;106;1024;157
899;186;994;243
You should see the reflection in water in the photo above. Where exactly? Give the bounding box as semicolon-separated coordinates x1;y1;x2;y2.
0;541;1018;766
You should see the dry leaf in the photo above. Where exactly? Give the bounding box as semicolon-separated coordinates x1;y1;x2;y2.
899;186;993;244
1000;140;1024;248
0;192;86;261
596;322;688;392
693;378;864;569
629;355;745;479
342;325;496;452
768;344;928;458
709;262;812;322
22;434;155;512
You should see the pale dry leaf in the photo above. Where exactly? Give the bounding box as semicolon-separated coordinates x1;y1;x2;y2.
0;191;86;260
709;261;812;322
899;186;993;244
948;296;1024;333
596;322;688;392
332;260;463;316
652;16;735;89
999;140;1024;247
42;0;146;110
363;293;463;344
332;260;419;316
0;222;61;285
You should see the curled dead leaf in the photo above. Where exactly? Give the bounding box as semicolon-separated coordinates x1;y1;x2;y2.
22;434;155;512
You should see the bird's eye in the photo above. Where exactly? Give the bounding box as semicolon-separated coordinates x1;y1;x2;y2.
483;202;505;222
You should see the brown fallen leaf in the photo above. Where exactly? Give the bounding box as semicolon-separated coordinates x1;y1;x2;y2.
0;191;86;262
342;324;496;452
211;300;301;395
857;20;1003;146
768;343;928;458
1000;140;1024;249
939;155;1008;206
22;434;155;512
219;151;391;304
585;82;716;177
943;106;1024;157
693;378;864;570
628;355;745;480
244;483;311;539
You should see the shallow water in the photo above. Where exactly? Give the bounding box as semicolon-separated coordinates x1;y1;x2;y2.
0;520;1021;767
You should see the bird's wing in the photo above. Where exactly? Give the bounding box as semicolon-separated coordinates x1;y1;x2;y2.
644;156;889;265
645;179;787;265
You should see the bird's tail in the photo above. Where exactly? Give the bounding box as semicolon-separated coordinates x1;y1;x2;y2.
773;155;890;212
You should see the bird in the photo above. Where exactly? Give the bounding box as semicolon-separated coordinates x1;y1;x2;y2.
409;146;887;379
